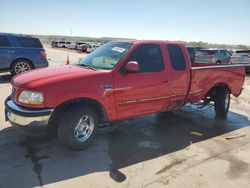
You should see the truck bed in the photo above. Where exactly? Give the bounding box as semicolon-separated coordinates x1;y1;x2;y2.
186;64;246;103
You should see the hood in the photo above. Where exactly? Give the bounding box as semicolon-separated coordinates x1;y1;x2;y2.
12;65;102;88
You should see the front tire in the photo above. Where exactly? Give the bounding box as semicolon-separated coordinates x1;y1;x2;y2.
57;105;99;150
214;88;230;118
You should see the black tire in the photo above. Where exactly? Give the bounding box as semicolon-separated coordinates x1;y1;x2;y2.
216;61;221;64
57;104;99;150
214;88;230;118
11;59;33;75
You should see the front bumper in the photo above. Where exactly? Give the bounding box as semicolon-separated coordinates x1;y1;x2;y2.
5;97;54;135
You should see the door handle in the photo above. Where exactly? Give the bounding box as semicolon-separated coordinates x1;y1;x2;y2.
7;51;15;53
162;79;169;83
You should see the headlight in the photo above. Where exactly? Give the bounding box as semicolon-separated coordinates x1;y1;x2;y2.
18;90;44;105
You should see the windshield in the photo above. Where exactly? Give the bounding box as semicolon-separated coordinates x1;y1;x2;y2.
78;42;133;69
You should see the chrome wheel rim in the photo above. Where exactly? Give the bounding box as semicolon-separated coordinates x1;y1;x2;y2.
225;93;230;109
74;114;94;142
15;62;31;74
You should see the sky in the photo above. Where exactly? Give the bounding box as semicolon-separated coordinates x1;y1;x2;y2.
0;0;250;45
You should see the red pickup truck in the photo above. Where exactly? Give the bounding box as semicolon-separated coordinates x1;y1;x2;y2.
5;40;246;150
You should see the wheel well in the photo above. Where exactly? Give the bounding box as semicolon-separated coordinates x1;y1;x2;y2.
10;58;34;69
204;84;231;101
48;98;108;131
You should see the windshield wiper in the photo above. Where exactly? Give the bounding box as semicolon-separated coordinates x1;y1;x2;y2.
78;64;96;70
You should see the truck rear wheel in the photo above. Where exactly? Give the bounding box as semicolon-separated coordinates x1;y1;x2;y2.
57;105;98;150
214;88;230;118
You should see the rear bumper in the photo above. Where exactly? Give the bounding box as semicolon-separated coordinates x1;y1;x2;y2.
34;59;49;69
5;97;54;135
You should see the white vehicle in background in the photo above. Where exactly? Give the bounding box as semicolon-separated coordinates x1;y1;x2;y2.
65;42;74;48
230;50;250;72
57;41;66;48
86;43;98;53
68;42;77;49
67;42;86;49
64;42;71;48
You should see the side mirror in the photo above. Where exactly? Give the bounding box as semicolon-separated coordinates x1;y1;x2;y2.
125;61;140;73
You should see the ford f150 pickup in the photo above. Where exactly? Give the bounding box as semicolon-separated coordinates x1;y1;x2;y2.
5;40;246;150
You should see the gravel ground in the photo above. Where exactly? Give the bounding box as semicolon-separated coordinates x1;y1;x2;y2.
0;48;249;188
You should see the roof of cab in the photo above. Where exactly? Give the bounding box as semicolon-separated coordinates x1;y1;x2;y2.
111;39;185;45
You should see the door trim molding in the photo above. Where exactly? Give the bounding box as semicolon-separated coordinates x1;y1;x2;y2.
119;93;186;105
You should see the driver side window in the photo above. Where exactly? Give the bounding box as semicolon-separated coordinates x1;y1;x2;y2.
127;44;164;73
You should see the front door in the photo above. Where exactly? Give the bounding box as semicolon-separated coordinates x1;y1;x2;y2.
113;44;171;120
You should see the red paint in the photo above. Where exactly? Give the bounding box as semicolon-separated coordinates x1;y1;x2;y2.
11;40;246;122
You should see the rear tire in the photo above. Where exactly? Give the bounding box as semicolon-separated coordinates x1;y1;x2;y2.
57;105;99;150
11;59;33;75
214;88;230;118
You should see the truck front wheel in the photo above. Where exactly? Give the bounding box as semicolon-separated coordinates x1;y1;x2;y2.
214;88;230;118
57;105;98;150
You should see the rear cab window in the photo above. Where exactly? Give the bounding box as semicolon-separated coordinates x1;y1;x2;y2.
167;44;186;70
0;36;11;47
16;37;43;48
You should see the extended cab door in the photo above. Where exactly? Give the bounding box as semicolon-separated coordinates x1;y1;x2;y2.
164;44;191;109
113;43;172;120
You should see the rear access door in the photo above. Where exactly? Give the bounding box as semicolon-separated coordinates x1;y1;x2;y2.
163;43;191;110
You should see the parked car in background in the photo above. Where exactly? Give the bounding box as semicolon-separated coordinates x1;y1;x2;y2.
230;50;250;72
52;41;105;52
77;43;87;52
68;42;85;50
64;42;71;48
52;41;66;48
65;42;73;48
186;46;204;63
75;42;85;49
51;41;59;47
0;33;49;75
194;49;231;64
68;42;77;49
57;41;66;48
51;41;56;47
86;43;98;53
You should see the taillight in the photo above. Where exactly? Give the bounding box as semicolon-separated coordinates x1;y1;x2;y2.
247;55;250;59
40;50;47;59
230;57;235;60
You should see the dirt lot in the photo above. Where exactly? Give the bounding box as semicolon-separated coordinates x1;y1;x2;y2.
0;48;250;188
